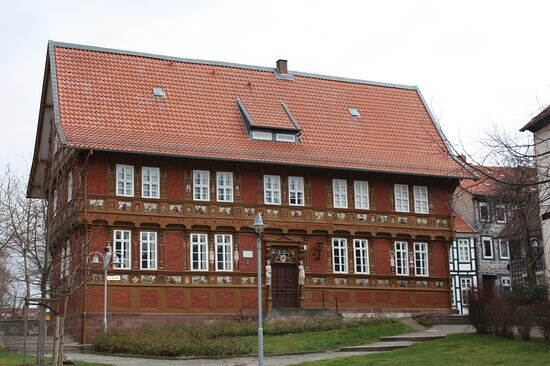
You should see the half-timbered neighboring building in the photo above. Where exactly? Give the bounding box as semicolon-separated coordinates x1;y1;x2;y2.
449;212;477;314
28;41;473;342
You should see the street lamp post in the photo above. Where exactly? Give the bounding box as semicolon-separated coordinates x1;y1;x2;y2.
249;212;268;366
87;245;113;333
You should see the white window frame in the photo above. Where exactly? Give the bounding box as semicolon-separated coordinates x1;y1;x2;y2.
451;277;456;305
252;131;272;141
457;238;470;262
264;175;281;205
414;242;429;276
193;170;210;201
67;172;73;202
499;239;510;259
142;167;160;199
482;237;493;259
333;179;348;208
501;276;511;289
496;205;507;223
413;185;429;214
190;233;208;271
288;176;304;206
479;202;490;222
216;172;234;202
113;229;131;269
116;164;134;197
395;241;409;276
394;184;409;212
276;133;296;143
354;180;369;210
140;231;157;270
332;238;348;273
353;239;369;274
215;234;233;272
460;277;473;305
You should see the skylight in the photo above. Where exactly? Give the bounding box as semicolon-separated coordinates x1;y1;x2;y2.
348;107;361;117
152;87;166;98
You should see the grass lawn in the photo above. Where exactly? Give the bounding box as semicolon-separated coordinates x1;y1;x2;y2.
0;347;112;366
244;321;412;354
297;333;550;366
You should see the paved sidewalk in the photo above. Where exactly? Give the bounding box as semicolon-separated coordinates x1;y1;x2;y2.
68;324;474;366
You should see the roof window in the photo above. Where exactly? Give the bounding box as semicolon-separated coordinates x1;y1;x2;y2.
152;87;166;98
276;133;296;143
348;107;361;118
252;131;273;141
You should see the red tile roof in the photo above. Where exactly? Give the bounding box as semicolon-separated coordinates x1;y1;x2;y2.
459;165;534;196
48;42;471;178
453;211;475;234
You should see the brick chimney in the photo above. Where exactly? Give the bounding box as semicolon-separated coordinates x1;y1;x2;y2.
276;59;288;74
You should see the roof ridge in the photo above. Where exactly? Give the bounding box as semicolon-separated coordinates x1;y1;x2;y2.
48;40;417;91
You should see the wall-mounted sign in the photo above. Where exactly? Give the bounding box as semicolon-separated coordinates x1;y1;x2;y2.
106;275;121;281
243;250;254;258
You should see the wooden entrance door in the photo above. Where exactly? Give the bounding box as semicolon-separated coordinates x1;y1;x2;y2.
272;263;299;308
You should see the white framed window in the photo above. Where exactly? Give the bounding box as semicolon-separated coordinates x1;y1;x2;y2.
264;175;281;205
252;131;272;141
479;202;490;222
288;176;304;206
116;164;134;197
395;241;409;276
394;184;409;212
276;133;296;143
460;277;473;305
193;170;210;201
67;172;73;202
113;229;131;269
413;185;429;214
53;189;58;215
140;231;157;270
451;277;456;305
499;239;510;259
354;181;369;210
414;242;428;276
496;205;507;223
502;276;511;290
353;239;369;274
215;234;233;271
333;179;348;208
216;172;234;202
142;167;160;199
482;237;493;259
332;238;348;273
190;233;208;271
458;239;470;262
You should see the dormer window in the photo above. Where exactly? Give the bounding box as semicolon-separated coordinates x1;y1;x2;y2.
348;107;361;118
252;131;273;141
276;133;296;143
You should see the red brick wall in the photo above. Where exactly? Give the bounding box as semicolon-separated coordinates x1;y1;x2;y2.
167;166;185;200
216;291;235;309
430;185;451;215
165;289;185;309
308;235;327;273
431;242;446;277
240;171;258;203
190;290;210;309
164;230;184;270
90;225;107;252
310;175;326;207
87;160;108;195
112;288;132;308
239;232;258;271
373;238;391;275
373;180;391;211
140;289;159;308
88;286;103;310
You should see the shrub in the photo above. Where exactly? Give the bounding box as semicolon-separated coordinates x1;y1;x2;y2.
535;301;550;341
468;288;492;334
487;297;515;338
504;284;547;305
515;304;535;341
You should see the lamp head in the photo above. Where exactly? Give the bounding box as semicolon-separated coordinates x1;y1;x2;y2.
249;212;268;233
91;254;100;264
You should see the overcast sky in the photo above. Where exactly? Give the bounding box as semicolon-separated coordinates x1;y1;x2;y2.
2;0;550;174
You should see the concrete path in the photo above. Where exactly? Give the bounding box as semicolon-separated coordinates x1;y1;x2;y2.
67;323;475;366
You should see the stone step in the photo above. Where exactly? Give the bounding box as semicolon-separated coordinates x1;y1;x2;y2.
380;334;445;342
430;315;470;325
339;341;414;352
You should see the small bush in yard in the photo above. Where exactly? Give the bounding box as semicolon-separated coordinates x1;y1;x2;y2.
468;288;492;334
535;301;550;341
487;297;515;338
515;304;535;341
93;316;394;357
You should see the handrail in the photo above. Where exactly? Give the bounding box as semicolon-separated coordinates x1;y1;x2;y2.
237;291;268;320
321;290;340;314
